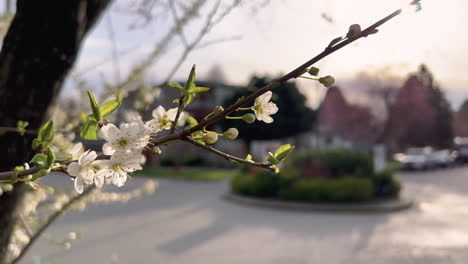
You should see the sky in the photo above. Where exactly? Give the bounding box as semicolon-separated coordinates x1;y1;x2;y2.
69;0;468;109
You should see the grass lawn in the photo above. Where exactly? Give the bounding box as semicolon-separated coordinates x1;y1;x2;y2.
136;167;237;181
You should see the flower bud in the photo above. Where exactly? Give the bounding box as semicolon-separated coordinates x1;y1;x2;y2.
153;147;162;154
319;75;335;87
242;113;256;124
223;128;239;140
213;106;224;114
203;133;218;144
346;24;361;39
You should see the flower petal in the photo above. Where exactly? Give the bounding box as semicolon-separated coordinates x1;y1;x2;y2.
102;143;115;156
152;106;166;120
67;162;81;177
74;176;85;194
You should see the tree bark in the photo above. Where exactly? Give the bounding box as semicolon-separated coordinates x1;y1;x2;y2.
0;0;111;262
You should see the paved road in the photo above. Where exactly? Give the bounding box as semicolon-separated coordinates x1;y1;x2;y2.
22;167;468;264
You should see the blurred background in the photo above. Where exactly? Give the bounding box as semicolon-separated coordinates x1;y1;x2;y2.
3;0;468;263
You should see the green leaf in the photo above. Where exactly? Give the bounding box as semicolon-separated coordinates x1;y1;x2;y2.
30;154;48;168
16;120;29;136
274;166;280;174
169;82;184;91
87;90;101;121
274;144;295;162
46;147;56;168
308;67;320;76
188;86;210;93
38;120;54;144
187;115;198;128
172;99;180;104
32;138;41;150
184;65;197;91
182;93;195;108
327;36;343;48
267;152;280;165
100;93;123;118
80;117;99;140
246;154;253;161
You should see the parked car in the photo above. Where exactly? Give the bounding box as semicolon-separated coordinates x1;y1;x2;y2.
394;147;433;170
455;137;468;163
429;149;457;168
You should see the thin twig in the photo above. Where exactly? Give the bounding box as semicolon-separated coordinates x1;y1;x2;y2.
169;95;185;134
0;126;37;135
11;186;96;264
184;137;273;169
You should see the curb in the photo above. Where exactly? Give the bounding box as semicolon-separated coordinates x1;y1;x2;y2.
223;193;414;213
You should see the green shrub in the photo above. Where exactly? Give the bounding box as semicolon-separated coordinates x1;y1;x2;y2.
279;177;374;202
159;154;205;167
160;158;175;167
285;148;374;178
231;170;281;198
373;170;401;198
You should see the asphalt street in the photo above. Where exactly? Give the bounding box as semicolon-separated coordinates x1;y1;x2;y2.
21;166;468;264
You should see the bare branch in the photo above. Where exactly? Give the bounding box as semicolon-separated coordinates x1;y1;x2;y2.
184;137;273;169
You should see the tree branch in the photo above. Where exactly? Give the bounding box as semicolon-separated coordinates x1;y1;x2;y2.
184;137;273;169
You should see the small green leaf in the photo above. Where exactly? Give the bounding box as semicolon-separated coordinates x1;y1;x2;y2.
246;154;253;161
182;93;195;108
188;86;210;93
274;167;280;174
274;144;295;162
169;82;184;91
87;90;101;121
46;147;56;168
80;112;87;123
30;154;48;168
38;120;54;144
267;152;280;165
187;116;198;128
327;36;343;48
172;99;180;104
319;75;335;87
100;93;123;118
80;117;99;140
308;67;320;76
184;65;197;91
16;120;29;136
32;138;41;150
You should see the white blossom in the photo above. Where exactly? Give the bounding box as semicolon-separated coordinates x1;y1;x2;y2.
253;91;278;123
100;122;150;156
95;153;143;187
145;106;187;133
67;150;99;193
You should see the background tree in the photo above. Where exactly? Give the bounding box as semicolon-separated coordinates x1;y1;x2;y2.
454;99;468;137
385;65;453;150
220;76;316;149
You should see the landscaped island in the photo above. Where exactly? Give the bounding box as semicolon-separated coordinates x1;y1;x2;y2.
231;148;401;203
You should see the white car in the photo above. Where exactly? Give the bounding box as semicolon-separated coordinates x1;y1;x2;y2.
394;147;433;170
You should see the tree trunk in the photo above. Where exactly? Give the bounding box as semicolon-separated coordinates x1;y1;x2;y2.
0;0;111;262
